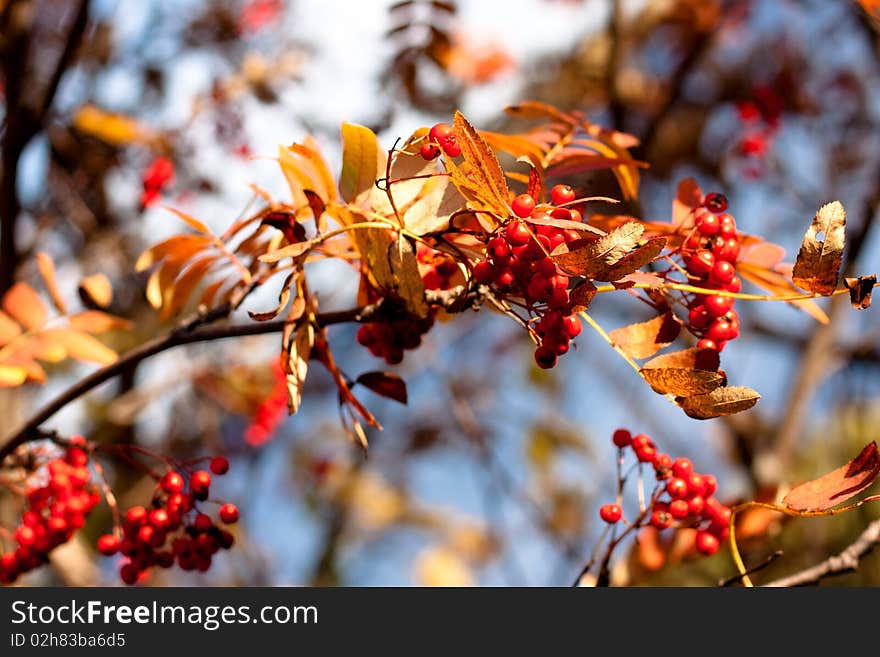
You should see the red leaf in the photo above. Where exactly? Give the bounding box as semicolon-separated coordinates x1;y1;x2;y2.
782;442;880;512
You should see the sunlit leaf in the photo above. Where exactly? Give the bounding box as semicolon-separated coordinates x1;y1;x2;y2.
0;310;22;345
340;123;384;207
2;282;47;331
451;111;510;217
68;311;133;333
782;442;880;512
643;347;720;372
78;273;114;309
553;222;644;277
791;201;846;296
640;368;724;397
35;252;67;314
609;312;681;360
0;364;28;387
41;328;118;365
72;104;157;146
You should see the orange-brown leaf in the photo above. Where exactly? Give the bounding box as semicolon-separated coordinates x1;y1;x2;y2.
672;178;703;229
0;364;28;387
676;386;760;419
643;347;720;372
0;310;22;345
791;201;846;296
78;273;114;309
35;252;67;314
2;282;48;331
41;328;118;365
162;207;213;236
340;123;383;208
452;111;510;217
609;312;681;360
590;236;667;282
782;442;880;512
553;222;644;278
569;282;597;313
640;367;724;397
68;311;133;333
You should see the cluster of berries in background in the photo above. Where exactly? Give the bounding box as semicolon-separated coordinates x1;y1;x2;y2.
473;184;584;369
681;192;742;353
734;85;782;178
244;361;287;447
140;156;175;208
598;429;731;557
419;123;462;160
97;457;237;585
356;246;457;365
0;438;99;584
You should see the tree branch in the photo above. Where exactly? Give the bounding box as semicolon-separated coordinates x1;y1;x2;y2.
764;518;880;587
0;285;479;463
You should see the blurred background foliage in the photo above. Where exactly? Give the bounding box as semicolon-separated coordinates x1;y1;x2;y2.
1;0;879;585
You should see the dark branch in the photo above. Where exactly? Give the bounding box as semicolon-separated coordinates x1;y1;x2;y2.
764;519;880;587
0;286;479;463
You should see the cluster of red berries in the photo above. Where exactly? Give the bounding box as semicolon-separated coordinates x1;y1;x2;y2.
598;429;730;556
1;438;100;584
356;247;456;365
681;192;742;353
97;457;238;585
419;123;462;160
735;86;781;176
244;361;287;447
140;157;174;208
473;185;584;369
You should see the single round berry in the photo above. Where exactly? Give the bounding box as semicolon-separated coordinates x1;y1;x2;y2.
709;260;736;286
97;534;120;556
562;315;582;339
473;260;494;284
160;471;185;495
688;305;711;330
612;429;632;448
718;213;737;239
666;478;689;500
650;508;672;530
695;530;721;556
685;250;715;277
550;184;576;205
704;193;728;214
671;457;693;479
210;457;229;476
599;503;623;524
697;338;720;351
419;143;440;160
511;194;536;218
534;346;557;369
711;236;741;263
669;499;690;520
429;123;454;143
687;473;706;496
442;142;461;158
653;453;673;479
190;471;212;500
688;495;706;516
704;294;735;318
219;504;239;524
695;210;720;236
505;220;532;246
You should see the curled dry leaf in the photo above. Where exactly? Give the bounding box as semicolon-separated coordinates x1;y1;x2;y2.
676;386;760;420
782;442;880;513
642;347;720;372
640;368;724;397
282;320;313;415
792;201;846;296
609;312;682;360
591;236;667;283
569;282;597;313
844;274;876;309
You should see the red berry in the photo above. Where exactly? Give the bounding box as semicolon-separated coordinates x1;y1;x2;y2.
653;453;673;479
137;525;155;546
562;315;581;339
429;123;454;142
550;184;576;205
210;457;229;476
511;194;536;218
706;318;738;343
160;471;185;494
695;530;721;556
718;213;737;239
16;526;36;547
599;503;622;524
635;443;657;464
666;478;689;499
724;276;742;293
695;209;720;236
125;506;148;527
419;143;440;160
703;475;718;496
688;305;711;330
505;220;532;246
687;473;706;496
219;504;239;524
672;458;693;479
685;250;715;277
712;236;741;262
696;338;720;351
473;260;495;284
190;471;212;500
534;346;557;369
704;294;735;318
527;275;553;303
688;495;705;516
704;192;728;214
97;534;120;556
149;509;169;530
612;429;632;448
442;141;461;158
193;514;213;533
650;508;672;530
709;260;736;286
669;499;690;519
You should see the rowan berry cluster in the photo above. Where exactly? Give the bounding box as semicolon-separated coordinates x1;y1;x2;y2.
140;157;174;208
0;438;100;584
97;457;237;585
419;123;462;160
244;362;287;447
681;192;742;353
473;185;584;369
356;246;457;365
599;429;730;557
